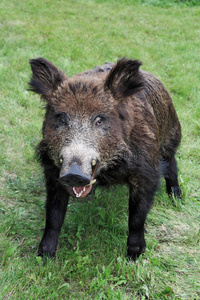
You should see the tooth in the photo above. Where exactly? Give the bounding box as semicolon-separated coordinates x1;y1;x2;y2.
92;160;96;166
73;187;86;198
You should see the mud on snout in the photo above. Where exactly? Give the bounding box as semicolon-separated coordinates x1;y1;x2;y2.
58;144;99;198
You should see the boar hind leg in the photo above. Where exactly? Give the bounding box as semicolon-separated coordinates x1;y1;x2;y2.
127;181;158;261
38;180;69;258
164;156;181;198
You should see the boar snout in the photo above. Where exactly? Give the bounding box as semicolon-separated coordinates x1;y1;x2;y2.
59;159;98;199
59;164;90;187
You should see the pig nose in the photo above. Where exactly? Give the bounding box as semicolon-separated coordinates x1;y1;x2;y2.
59;164;90;187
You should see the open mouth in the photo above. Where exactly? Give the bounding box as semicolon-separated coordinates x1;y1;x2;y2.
67;160;97;199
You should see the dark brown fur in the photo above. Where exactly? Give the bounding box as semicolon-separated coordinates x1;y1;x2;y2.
29;57;181;260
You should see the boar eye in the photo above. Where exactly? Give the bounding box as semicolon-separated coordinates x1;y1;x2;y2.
59;118;65;124
56;112;69;126
95;116;104;126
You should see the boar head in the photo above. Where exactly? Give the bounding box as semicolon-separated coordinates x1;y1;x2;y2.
29;58;143;198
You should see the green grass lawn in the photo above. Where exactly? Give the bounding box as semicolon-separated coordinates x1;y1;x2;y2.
0;0;200;299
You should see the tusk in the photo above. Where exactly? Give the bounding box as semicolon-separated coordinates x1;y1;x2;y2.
87;179;96;186
92;160;96;166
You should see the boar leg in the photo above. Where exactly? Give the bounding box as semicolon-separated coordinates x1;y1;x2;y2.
164;156;181;198
127;183;157;261
38;180;69;258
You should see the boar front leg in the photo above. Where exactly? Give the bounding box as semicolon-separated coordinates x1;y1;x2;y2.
38;178;69;258
127;180;158;261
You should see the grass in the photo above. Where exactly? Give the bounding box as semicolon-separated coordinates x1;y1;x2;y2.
0;0;200;299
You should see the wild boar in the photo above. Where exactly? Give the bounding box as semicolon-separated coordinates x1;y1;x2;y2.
29;57;181;260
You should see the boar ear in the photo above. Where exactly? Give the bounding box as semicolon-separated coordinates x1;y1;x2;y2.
104;58;144;98
28;57;65;98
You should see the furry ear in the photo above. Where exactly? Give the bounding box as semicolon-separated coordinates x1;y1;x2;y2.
104;58;144;98
28;57;65;99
